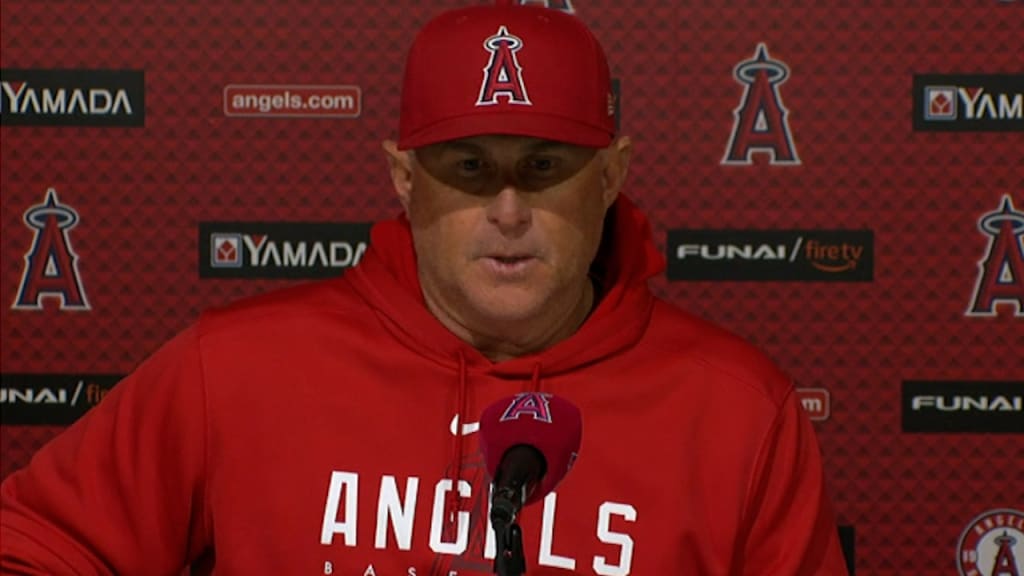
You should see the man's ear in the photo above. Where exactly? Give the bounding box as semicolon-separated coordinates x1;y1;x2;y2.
601;136;632;209
382;140;414;212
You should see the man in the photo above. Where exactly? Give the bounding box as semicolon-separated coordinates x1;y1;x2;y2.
1;2;849;574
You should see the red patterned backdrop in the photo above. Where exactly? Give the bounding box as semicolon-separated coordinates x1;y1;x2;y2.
2;1;1022;574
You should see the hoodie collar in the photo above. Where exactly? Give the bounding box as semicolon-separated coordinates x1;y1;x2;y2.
346;194;665;376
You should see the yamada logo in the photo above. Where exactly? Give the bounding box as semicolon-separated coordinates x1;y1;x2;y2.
666;229;873;281
914;74;1023;132
199;222;371;279
1;69;144;127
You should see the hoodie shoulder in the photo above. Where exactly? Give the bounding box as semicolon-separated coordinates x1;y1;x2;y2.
646;299;794;409
196;277;366;339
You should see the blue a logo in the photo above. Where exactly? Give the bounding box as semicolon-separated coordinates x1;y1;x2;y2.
13;188;90;311
722;44;800;166
477;26;532;107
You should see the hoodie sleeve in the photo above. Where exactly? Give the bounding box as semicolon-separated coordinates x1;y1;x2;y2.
737;387;850;576
0;326;210;575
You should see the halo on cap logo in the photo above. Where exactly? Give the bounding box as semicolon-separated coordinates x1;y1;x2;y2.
957;508;1024;576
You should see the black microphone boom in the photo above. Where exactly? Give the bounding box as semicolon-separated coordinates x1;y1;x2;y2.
490;444;547;527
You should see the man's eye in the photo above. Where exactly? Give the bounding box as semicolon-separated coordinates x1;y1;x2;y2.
528;157;556;172
532;156;557;170
457;158;485;174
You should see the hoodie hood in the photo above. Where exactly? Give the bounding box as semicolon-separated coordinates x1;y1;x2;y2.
346;194;665;376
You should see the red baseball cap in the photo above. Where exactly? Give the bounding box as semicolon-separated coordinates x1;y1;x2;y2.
397;2;616;150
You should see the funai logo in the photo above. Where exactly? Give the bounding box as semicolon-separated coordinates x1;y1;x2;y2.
666;229;873;282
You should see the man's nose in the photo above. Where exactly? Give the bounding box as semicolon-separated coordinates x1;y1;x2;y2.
485;185;532;235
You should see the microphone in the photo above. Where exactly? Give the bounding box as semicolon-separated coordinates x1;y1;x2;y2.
479;392;583;527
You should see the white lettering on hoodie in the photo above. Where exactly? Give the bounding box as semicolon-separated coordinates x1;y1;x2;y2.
319;470;637;570
321;471;359;545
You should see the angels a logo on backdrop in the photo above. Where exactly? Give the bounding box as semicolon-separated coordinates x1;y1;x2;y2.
518;0;575;12
12;188;90;311
957;509;1024;576
967;195;1024;317
477;26;532;107
722;43;800;166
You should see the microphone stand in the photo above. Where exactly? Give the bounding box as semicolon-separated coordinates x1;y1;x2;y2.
490;445;546;576
493;517;526;576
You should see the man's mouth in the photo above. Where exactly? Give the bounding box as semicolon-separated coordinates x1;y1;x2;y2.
493;255;531;264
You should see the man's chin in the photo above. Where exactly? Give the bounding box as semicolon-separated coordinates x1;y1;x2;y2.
466;293;547;326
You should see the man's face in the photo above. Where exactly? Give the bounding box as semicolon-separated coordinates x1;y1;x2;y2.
387;135;628;331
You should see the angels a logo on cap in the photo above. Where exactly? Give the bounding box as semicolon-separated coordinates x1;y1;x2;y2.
476;25;532;107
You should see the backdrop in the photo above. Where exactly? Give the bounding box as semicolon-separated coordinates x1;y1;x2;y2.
2;1;1022;574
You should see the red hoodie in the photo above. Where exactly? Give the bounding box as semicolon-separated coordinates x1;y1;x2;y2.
1;196;849;575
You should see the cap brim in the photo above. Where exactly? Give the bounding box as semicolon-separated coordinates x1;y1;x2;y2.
397;111;613;150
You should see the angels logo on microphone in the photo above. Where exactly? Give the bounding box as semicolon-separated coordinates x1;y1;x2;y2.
722;43;800;166
500;392;553;423
966;195;1024;317
957;508;1024;576
12;188;90;311
477;25;532;107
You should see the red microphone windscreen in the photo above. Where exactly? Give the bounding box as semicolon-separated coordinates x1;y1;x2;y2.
479;392;582;506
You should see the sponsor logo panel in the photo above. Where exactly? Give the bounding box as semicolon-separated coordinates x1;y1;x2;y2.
957;509;1024;576
0;374;121;426
223;85;361;118
1;69;144;126
796;388;831;421
199;221;371;279
666;229;873;282
913;74;1023;132
902;380;1023;433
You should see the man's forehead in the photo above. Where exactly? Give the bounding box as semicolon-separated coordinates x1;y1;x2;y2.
426;135;595;155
